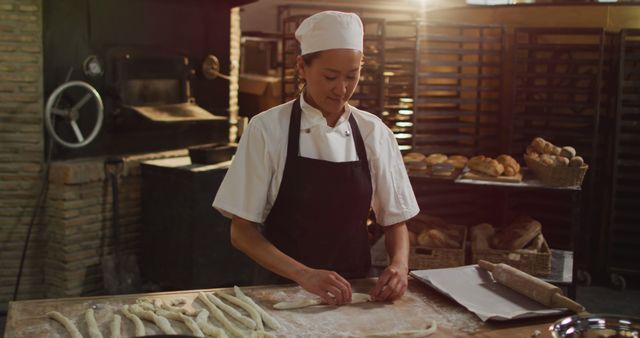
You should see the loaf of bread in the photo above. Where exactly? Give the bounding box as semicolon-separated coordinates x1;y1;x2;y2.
446;155;468;169
403;152;427;171
429;162;455;176
468;155;504;177
417;228;460;249
496;154;521;176
425;153;447;166
491;217;542;250
531;137;546;153
543;142;555;154
407;214;447;233
525;233;544;251
570;156;584;167
560;146;576;159
471;223;495;251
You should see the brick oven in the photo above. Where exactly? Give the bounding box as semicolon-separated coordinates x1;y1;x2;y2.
1;0;253;311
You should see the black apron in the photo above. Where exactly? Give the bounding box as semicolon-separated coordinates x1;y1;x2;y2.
255;97;373;284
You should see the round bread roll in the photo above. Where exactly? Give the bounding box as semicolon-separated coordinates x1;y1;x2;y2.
531;137;546;153
560;146;576;159
543;141;555;154
551;146;562;156
446;155;468;169
570;156;584;167
540;154;556;166
403;152;426;163
425;153;448;166
525;145;537;155
557;156;570;166
429;162;455;176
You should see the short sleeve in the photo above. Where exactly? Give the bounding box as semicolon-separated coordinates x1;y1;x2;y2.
212;117;272;223
369;128;420;226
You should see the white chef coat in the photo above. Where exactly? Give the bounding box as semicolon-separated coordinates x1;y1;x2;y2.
212;94;419;226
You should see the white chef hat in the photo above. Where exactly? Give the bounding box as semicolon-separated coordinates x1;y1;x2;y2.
295;11;364;56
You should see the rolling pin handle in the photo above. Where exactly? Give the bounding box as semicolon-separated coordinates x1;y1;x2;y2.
551;293;586;314
478;260;496;271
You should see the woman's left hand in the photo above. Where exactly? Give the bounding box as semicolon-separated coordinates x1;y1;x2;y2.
369;262;408;301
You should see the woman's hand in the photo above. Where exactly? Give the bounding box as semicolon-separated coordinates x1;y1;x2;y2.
294;268;353;305
369;262;408;301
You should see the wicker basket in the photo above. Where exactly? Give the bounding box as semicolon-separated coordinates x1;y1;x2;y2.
524;155;588;187
405;225;467;270
471;235;552;276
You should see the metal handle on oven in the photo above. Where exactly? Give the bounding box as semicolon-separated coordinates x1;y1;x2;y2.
202;54;232;81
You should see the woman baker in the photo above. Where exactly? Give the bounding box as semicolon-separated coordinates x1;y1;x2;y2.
213;10;419;305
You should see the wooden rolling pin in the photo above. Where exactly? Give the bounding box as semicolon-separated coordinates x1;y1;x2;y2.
478;260;587;314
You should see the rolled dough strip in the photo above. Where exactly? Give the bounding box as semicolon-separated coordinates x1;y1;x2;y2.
216;291;263;330
234;286;281;331
121;305;145;337
179;313;205;337
47;311;83;338
195;309;229;338
274;292;372;310
155;308;183;321
170;297;188;306
198;292;244;338
129;304;177;334
160;300;197;316
109;314;121;338
207;293;256;329
354;320;437;338
85;308;104;338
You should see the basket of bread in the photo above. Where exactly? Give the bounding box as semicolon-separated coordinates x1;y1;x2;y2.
404;214;467;270
403;152;468;178
462;154;522;182
470;216;551;276
524;137;588;187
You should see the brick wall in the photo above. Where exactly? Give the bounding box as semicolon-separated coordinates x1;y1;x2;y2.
0;0;44;311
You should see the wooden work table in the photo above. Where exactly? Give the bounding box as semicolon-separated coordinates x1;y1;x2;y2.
5;278;562;337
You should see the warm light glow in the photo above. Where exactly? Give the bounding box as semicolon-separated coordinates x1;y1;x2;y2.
396;121;413;127
398;145;412;151
399;109;413;115
383;71;395;76
394;133;412;139
399;97;413;103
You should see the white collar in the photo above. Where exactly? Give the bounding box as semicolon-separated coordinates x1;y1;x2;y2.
299;93;351;130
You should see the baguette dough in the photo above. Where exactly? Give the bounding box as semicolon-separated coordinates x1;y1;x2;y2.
179;313;205;337
273;292;371;310
207;293;257;329
129;304;176;335
47;311;83;338
195;309;229;338
198;292;244;338
109;314;121;338
121;305;145;336
86;308;103;338
234;286;281;330
217;291;264;331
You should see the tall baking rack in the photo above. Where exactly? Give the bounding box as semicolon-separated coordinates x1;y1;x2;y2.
412;22;505;157
507;28;607;276
606;29;640;289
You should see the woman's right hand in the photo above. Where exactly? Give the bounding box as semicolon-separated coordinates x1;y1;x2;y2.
294;268;353;305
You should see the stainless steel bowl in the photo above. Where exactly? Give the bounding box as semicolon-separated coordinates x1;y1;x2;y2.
550;314;640;338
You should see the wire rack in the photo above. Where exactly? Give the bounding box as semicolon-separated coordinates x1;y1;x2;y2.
607;29;640;282
412;23;505;157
